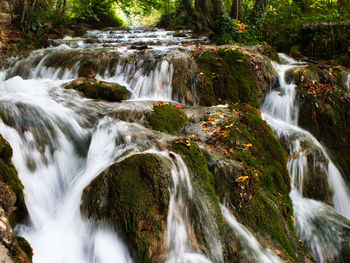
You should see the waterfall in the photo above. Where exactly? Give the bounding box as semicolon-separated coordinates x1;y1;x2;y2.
0;28;217;263
261;54;350;263
346;73;350;91
3;27;348;263
220;205;281;263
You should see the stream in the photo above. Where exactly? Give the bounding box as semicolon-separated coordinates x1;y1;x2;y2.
0;27;349;263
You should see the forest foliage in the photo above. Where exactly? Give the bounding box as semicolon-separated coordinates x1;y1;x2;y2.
9;0;350;51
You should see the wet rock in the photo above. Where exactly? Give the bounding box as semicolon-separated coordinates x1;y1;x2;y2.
172;55;198;105
81;153;172;263
130;45;149;50
296;207;350;263
301;141;333;205
286;65;350;184
194;47;278;107
65;77;131;102
0;136;32;263
0;135;27;226
184;104;312;262
171;141;241;262
78;60;99;78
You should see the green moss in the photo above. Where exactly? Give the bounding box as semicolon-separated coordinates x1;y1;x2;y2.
260;45;281;63
149;104;188;134
293;65;350;183
0;135;27;226
196;49;259;107
172;141;225;236
15;236;33;260
205;104;304;262
81;153;171;262
65;78;131;102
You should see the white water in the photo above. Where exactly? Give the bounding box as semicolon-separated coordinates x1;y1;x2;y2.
261;54;350;262
0;28;219;263
220;205;281;263
346;73;350;91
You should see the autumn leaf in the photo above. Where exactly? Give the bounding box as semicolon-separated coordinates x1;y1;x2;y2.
175;103;184;109
175;138;191;148
235;176;249;183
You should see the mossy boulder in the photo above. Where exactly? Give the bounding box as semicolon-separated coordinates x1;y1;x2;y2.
149;103;188;134
171;140;241;262
0;135;27;226
65;78;131;102
181;104;312;262
81;153;172;263
194;48;277;107
286;65;350;183
0;135;32;263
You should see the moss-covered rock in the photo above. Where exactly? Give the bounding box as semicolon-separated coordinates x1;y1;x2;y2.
181;104;313;262
81;153;172;263
194;48;277;107
0;135;32;263
0;135;27;226
171;140;241;262
149;103;188;134
286;65;350;183
65;78;131;102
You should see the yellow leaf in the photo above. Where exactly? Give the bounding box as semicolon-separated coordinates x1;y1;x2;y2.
246;143;253;147
235;176;249;183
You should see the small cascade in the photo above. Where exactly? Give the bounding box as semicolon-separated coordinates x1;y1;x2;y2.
220;205;281;263
261;54;350;262
346;73;350;91
3;28;204;103
161;152;214;263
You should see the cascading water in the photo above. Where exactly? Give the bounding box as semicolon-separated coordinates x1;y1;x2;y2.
0;28;211;263
261;54;350;263
3;26;342;263
220;205;281;263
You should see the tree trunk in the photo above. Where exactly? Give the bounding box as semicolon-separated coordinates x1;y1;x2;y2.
182;0;194;18
211;0;226;17
195;0;212;28
20;0;27;24
59;0;67;23
230;0;242;20
26;0;36;30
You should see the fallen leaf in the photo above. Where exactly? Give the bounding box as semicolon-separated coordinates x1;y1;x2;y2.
235;176;249;183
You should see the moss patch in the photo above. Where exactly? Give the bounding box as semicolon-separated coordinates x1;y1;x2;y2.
81;153;171;263
287;65;350;183
65;78;131;102
199;104;307;262
195;48;259;106
171;141;233;260
0;135;27;226
149;103;188;134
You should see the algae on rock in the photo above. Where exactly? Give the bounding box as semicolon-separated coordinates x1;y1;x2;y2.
81;153;172;263
286;65;350;183
65;77;131;102
149;103;188;134
194;48;277;107
0;135;32;263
